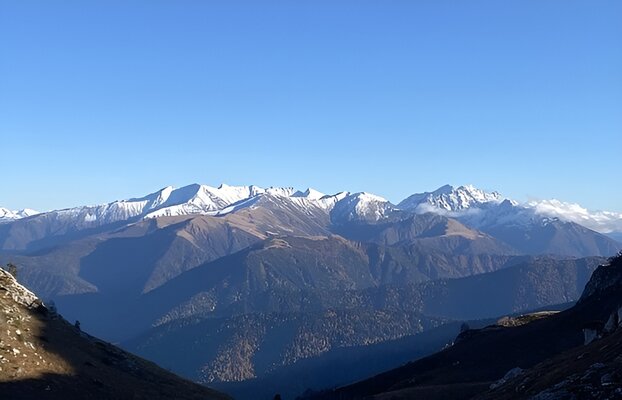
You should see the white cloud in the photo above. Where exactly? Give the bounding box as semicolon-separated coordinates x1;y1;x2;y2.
527;199;622;233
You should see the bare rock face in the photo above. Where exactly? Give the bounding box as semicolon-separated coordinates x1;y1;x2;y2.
583;327;601;346
579;254;622;302
605;310;619;333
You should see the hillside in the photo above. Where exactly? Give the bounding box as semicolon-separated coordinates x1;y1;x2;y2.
0;268;230;400
306;254;622;400
122;255;600;397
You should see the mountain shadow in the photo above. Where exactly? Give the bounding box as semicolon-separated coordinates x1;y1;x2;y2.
304;254;622;400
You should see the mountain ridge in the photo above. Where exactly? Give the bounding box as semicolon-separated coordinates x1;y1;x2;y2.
2;183;621;236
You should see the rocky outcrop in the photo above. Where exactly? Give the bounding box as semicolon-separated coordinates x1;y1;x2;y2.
579;253;622;302
489;367;523;390
582;306;622;345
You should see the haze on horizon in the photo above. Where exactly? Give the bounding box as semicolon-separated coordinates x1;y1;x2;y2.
1;1;620;212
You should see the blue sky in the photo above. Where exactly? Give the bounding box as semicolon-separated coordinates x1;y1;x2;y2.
1;1;620;212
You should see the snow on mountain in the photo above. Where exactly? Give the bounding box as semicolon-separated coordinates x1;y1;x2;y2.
331;192;395;222
398;184;503;212
6;184;353;229
397;185;622;236
5;183;621;238
265;187;297;197
286;189;350;213
143;184;265;219
0;207;39;223
292;188;325;200
17;209;39;218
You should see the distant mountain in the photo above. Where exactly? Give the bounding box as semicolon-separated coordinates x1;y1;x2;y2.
306;255;622;400
10;204;334;301
527;198;622;234
607;231;622;242
2;182;621;399
398;186;621;257
0;206;39;223
398;184;503;212
0;184;342;251
1;183;617;369
398;184;622;236
1;183;619;257
330;192;396;223
331;212;517;253
0;267;230;400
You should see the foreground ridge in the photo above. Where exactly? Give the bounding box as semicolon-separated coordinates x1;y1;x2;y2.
0;267;231;400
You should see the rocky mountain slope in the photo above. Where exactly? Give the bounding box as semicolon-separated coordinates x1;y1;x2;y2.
307;253;622;400
478;329;622;400
0;267;230;400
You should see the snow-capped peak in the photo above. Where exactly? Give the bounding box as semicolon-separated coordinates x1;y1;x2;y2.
20;209;39;218
398;184;503;212
265;187;296;197
292;188;326;200
143;184;269;219
0;207;40;223
397;185;622;236
330;192;394;223
3;183;356;229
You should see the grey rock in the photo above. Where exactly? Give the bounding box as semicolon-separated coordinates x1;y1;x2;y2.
601;373;614;386
583;328;599;345
604;311;618;333
590;362;606;370
490;366;523;389
530;389;576;400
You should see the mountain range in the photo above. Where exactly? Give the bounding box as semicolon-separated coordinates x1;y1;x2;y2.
2;183;621;238
1;183;621;255
1;183;620;399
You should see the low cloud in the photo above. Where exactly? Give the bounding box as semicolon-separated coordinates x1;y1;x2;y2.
527;199;622;234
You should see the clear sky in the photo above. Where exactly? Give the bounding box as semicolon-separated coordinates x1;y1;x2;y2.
1;1;620;212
